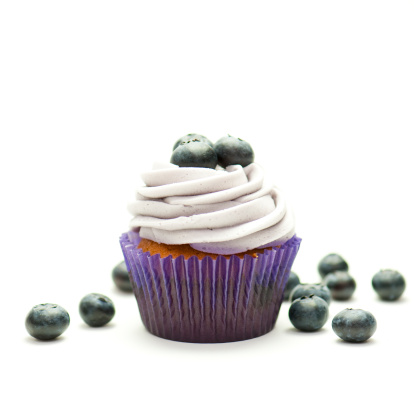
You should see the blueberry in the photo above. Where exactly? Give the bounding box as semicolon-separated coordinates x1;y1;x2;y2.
79;293;115;327
318;253;348;278
332;308;377;342
112;261;133;292
172;134;213;151
25;303;70;340
324;271;356;300
290;283;331;305
289;295;329;331
372;269;406;301
283;271;301;300
213;135;254;168
170;140;218;169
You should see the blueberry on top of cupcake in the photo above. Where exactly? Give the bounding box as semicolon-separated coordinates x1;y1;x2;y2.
172;133;213;151
170;140;218;169
170;134;255;169
214;135;254;168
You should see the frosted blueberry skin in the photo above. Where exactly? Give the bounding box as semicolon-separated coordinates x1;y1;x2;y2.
172;134;213;151
318;253;348;278
324;271;356;300
79;293;115;327
332;308;377;342
283;271;301;300
289;295;329;332
372;269;406;301
214;135;254;168
290;283;331;305
170;141;218;169
25;303;70;340
112;261;133;292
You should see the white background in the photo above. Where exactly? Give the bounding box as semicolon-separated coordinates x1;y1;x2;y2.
1;1;413;413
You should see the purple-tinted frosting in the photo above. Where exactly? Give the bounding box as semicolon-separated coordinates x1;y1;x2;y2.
128;162;295;254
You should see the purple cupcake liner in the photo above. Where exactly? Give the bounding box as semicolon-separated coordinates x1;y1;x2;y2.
120;232;301;343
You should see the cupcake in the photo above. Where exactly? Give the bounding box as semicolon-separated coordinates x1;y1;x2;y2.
120;134;301;343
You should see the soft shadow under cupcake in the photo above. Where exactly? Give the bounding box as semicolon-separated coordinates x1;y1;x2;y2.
133;324;280;353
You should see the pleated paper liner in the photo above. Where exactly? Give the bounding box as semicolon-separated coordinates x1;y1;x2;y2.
120;232;301;343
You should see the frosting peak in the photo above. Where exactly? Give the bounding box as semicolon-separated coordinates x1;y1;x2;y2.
128;162;295;255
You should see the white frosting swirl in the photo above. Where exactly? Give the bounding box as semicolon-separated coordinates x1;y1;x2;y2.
128;162;295;255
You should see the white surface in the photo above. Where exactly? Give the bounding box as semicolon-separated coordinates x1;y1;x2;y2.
1;1;413;413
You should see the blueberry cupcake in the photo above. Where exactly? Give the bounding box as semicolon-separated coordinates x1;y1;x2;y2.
120;135;301;343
